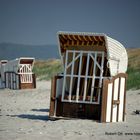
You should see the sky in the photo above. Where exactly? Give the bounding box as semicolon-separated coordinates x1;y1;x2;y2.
0;0;140;47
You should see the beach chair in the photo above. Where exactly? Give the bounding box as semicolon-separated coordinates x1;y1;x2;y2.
49;31;128;122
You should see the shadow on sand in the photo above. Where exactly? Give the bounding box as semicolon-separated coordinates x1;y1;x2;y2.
10;114;49;121
31;108;50;112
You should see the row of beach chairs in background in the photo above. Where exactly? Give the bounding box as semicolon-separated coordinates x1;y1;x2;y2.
0;57;36;89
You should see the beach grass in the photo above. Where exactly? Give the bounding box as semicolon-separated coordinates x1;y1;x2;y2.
33;59;63;80
127;48;140;90
33;48;140;90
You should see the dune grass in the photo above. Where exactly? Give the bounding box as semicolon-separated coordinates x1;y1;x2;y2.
33;59;63;80
33;48;140;90
127;68;140;90
126;48;140;90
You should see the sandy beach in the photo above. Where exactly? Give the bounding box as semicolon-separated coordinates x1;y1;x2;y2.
0;80;140;140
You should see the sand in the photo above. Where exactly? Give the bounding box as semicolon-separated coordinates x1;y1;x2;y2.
0;80;140;140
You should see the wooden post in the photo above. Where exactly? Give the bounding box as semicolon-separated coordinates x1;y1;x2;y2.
49;76;57;116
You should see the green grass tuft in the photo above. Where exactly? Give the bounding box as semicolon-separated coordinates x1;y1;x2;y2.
127;68;140;90
126;48;140;90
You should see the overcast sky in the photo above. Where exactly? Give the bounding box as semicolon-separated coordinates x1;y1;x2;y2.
0;0;140;47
